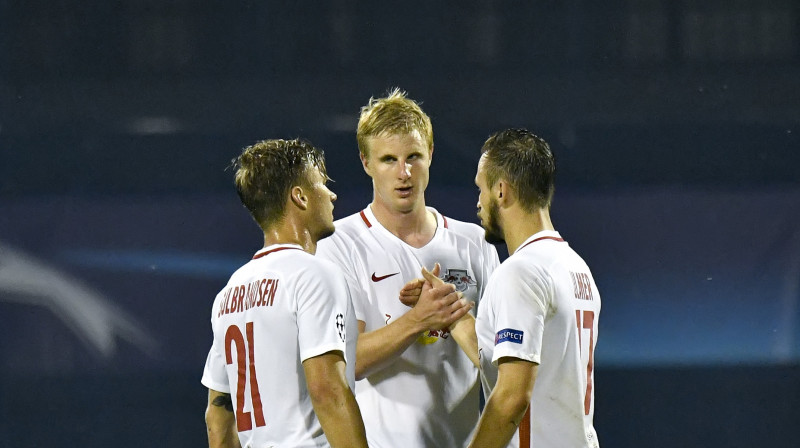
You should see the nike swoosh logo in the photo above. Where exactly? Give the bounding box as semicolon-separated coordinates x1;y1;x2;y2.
371;272;399;282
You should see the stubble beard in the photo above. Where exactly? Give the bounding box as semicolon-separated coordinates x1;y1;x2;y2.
482;199;505;245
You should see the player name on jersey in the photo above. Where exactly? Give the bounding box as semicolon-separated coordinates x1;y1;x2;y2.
217;278;279;317
570;271;595;301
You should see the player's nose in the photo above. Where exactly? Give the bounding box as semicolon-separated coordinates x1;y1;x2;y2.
398;162;411;179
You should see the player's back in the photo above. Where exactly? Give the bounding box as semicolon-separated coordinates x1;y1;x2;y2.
509;232;601;448
202;244;356;448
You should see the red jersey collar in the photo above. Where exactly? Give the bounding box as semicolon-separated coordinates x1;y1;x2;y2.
252;244;303;260
515;230;565;253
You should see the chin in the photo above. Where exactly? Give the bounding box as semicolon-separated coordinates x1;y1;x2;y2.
399;194;424;208
483;230;505;245
386;201;413;214
481;220;505;245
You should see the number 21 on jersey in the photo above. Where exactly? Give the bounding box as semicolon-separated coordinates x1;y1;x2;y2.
575;310;595;416
225;322;266;431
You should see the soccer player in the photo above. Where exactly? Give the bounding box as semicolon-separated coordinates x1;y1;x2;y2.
200;139;368;448
444;128;601;448
316;89;500;447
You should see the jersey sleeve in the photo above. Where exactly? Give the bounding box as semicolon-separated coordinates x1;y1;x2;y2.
316;235;368;322
200;322;231;393
488;262;551;366
293;259;352;363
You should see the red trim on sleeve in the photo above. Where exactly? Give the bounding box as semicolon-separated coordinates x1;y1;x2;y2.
252;246;302;260
442;216;449;228
359;210;372;228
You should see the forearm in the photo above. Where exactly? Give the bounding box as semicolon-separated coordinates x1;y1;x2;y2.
304;353;368;448
357;269;468;378
469;360;537;448
205;390;241;448
468;385;530;448
449;313;479;367
311;383;368;448
355;313;426;379
207;425;240;448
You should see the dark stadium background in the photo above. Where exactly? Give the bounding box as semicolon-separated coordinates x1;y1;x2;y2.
1;1;798;446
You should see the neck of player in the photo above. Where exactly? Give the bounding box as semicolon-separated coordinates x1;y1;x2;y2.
262;220;319;255
504;207;554;255
370;199;437;249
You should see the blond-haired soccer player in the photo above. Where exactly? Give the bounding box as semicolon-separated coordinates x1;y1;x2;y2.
439;128;601;447
316;89;500;447
201;139;368;448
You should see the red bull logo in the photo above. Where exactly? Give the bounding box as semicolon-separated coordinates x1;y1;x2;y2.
440;268;476;292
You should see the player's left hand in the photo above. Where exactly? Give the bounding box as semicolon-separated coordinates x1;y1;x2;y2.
399;264;441;307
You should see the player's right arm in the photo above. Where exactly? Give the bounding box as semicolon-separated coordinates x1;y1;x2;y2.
303;350;368;448
354;277;469;379
317;237;470;379
205;389;241;448
468;358;538;448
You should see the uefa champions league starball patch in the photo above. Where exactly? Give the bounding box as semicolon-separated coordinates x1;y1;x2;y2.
335;313;345;342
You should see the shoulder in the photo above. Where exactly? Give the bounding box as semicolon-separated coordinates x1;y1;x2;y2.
328;211;371;243
230;247;313;278
316;212;371;262
435;211;489;244
437;213;499;262
249;248;342;280
285;254;349;293
523;238;587;275
485;257;554;311
494;254;550;285
295;252;343;276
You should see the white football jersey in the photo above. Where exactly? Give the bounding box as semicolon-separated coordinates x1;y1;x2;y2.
201;244;358;448
476;230;601;448
316;206;500;448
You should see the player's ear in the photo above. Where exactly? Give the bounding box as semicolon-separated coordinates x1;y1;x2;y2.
290;185;309;210
496;179;514;207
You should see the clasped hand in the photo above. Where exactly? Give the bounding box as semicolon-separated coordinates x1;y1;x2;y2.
400;263;473;331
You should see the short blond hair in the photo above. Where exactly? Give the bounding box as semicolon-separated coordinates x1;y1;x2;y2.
356;88;433;157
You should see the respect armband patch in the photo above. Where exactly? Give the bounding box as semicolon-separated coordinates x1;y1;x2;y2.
495;328;524;345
